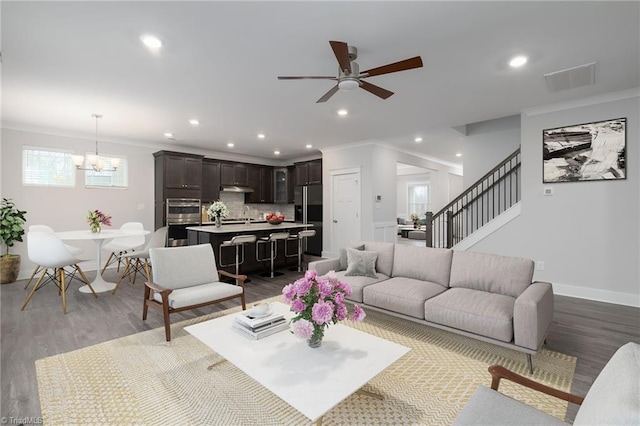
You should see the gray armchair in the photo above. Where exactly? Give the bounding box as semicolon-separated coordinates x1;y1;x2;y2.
454;342;640;425
144;244;246;341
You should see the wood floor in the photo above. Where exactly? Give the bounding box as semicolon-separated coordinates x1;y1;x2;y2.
1;263;638;424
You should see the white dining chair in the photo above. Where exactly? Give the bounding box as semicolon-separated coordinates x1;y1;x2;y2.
101;222;145;274
112;227;168;295
21;232;97;314
24;225;84;290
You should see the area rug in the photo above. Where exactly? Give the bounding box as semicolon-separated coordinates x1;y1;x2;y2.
36;296;576;425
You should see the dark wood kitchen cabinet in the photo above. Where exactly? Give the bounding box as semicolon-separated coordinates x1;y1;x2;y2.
287;166;296;203
153;150;204;229
246;165;274;203
201;159;221;202
220;162;249;186
294;159;322;186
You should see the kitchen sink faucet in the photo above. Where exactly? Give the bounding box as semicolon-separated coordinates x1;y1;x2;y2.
244;206;251;225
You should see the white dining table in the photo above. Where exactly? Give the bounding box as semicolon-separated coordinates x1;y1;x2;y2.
56;229;150;293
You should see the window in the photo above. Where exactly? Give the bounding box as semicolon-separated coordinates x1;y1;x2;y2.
408;184;430;217
83;155;128;188
22;146;76;187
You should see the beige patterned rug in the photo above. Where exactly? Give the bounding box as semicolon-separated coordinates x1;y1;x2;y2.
37;296;576;425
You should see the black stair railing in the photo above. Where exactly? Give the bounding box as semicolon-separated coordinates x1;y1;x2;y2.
425;148;521;248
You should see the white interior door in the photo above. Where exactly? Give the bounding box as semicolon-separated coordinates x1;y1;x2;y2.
331;171;361;254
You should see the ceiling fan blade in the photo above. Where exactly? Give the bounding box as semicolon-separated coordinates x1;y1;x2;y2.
316;84;340;103
360;80;394;100
329;40;352;74
278;76;336;80
362;56;423;77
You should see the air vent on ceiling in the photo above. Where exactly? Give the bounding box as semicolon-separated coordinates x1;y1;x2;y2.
544;62;596;92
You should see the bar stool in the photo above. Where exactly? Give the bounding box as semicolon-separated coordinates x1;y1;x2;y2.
286;229;317;272
219;234;257;285
256;232;290;278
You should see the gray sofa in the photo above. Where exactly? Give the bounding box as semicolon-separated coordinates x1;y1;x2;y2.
308;241;554;371
454;342;640;425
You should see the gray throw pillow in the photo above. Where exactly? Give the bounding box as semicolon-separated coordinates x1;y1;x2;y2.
345;248;378;279
339;244;364;271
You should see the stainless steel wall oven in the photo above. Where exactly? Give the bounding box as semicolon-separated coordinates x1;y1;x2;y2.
166;198;201;246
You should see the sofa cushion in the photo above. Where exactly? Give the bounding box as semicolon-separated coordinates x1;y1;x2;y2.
338;243;365;271
353;241;395;277
334;270;390;303
363;277;448;319
152;282;243;309
449;251;534;298
392;244;453;288
424;288;516;343
345;248;378;279
574;342;640;425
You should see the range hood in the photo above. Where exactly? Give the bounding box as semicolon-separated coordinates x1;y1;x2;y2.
220;185;254;193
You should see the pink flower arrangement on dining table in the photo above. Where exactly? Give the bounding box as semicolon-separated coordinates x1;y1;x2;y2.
282;270;366;343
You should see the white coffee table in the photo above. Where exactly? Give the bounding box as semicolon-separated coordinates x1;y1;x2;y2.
184;302;410;422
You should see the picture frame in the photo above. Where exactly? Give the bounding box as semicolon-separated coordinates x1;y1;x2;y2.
542;117;626;183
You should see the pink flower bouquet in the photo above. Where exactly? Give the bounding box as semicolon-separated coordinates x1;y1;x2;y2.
282;270;366;347
87;209;112;233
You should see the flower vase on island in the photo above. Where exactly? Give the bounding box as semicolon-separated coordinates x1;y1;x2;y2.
207;200;229;228
283;270;366;348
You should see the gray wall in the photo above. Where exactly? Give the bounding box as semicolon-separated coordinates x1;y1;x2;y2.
463;115;521;187
470;92;639;306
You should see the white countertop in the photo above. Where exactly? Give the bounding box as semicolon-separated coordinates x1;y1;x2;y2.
187;222;312;234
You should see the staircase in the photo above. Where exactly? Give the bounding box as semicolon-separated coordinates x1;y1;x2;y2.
426;148;521;248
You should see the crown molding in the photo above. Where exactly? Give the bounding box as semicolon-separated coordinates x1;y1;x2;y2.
522;87;640;117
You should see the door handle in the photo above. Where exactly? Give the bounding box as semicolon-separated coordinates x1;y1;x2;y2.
333;219;338;223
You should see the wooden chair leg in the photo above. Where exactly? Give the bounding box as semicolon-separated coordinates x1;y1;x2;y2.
21;269;47;311
143;261;151;282
142;286;150;320
113;261;132;295
160;293;172;341
75;265;97;298
101;252;115;275
24;265;42;290
60;268;67;314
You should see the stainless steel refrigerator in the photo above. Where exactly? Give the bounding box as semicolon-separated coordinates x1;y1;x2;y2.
294;185;323;256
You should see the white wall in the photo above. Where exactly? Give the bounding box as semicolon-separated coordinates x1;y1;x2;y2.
469;91;639;307
1;128;157;277
322;141;462;254
463;115;521;187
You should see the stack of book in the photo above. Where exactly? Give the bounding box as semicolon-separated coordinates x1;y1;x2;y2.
232;311;289;340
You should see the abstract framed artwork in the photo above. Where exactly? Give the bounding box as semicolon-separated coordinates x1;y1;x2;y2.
543;117;626;183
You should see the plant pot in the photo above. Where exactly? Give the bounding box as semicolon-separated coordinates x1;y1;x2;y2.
1;254;20;284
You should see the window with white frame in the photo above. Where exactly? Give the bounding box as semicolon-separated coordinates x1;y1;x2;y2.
408;184;430;218
22;146;76;187
82;155;128;188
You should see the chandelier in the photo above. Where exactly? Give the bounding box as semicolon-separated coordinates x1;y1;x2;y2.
72;114;120;172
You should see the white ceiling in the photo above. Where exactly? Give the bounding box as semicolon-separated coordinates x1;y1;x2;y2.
2;1;639;165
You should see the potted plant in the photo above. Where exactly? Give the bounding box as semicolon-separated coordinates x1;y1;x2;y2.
0;198;27;284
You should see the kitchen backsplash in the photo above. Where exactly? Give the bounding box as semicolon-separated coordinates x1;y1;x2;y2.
206;192;295;220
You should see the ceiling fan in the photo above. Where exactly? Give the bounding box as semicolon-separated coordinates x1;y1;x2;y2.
278;40;423;103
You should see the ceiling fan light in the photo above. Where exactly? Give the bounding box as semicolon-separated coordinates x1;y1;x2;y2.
338;79;360;91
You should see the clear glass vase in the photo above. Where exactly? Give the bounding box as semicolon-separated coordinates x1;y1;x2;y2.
307;330;323;348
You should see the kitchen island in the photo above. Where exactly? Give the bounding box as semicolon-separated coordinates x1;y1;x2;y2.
187;222;313;275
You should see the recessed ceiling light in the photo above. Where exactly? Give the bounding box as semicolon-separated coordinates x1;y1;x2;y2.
509;55;527;68
274;150;280;155
456;153;463;157
257;133;265;139
306;144;313;149
227;142;234;148
163;132;173;138
337;109;348;116
140;35;163;49
414;137;423;143
189;119;200;125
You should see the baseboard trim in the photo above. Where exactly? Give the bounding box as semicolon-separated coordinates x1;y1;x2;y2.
553;282;640;308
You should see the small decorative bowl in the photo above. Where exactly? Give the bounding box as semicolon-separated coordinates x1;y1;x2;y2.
267;218;284;225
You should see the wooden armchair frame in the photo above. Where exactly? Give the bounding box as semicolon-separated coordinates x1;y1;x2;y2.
143;270;247;341
489;365;585;405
